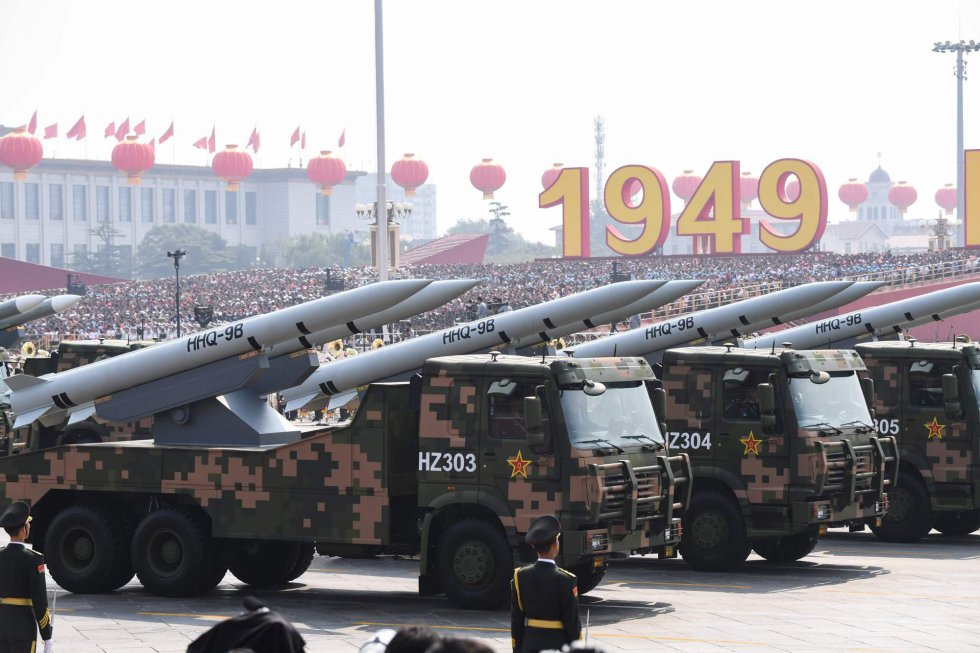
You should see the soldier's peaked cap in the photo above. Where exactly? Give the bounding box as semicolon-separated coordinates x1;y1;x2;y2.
525;514;561;545
0;500;31;529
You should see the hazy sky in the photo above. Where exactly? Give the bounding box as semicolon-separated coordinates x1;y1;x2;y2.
2;0;978;244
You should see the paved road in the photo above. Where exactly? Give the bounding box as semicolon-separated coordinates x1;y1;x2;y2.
7;529;980;652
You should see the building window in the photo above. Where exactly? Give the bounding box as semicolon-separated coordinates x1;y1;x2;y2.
316;194;330;226
118;187;132;222
25;183;40;220
141;187;154;222
50;243;64;268
96;186;110;221
225;191;238;224
26;243;40;263
49;184;64;220
205;190;217;224
184;189;197;223
73;185;87;221
245;191;257;225
163;188;176;223
73;243;87;262
0;182;13;219
1;243;14;258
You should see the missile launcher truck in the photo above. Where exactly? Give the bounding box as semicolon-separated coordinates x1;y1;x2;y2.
0;351;691;609
656;345;898;570
856;339;980;541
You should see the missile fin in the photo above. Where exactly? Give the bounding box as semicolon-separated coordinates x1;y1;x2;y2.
327;389;358;410
67;405;97;425
12;406;51;429
285;394;317;413
3;374;45;391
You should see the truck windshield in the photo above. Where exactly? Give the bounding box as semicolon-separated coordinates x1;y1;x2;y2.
790;372;873;430
560;381;665;450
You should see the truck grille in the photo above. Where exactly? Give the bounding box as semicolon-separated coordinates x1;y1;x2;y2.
597;464;662;522
825;449;875;493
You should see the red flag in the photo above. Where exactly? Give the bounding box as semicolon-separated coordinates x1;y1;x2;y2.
66;115;86;140
301;132;306;149
290;126;300;147
338;128;345;148
28;110;38;135
104;121;115;138
207;126;215;153
159;121;174;144
193;136;208;150
115;117;130;141
247;127;260;153
134;120;146;135
43;124;58;139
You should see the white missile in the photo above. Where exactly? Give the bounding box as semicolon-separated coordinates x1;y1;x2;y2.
0;294;46;323
6;280;432;428
726;281;886;341
507;280;705;350
742;281;980;350
281;279;666;411
266;279;480;358
0;295;81;331
569;281;854;358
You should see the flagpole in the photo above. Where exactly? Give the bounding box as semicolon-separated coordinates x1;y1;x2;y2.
374;0;388;282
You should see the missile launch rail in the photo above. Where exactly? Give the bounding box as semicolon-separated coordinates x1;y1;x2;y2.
0;352;691;610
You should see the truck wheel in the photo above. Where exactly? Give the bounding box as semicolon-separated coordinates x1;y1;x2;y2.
933;509;980;536
566;562;606;595
751;529;820;563
287;542;317;582
438;519;512;609
679;491;751;571
45;505;133;594
57;424;104;446
870;471;933;543
228;540;302;588
131;506;217;597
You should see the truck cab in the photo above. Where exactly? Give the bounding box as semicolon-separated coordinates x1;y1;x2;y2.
660;346;897;570
856;340;980;541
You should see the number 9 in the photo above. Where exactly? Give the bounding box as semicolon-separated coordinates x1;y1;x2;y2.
604;165;671;256
758;159;828;253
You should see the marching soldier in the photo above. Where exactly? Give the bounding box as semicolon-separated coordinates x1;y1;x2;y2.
510;515;581;653
0;501;53;653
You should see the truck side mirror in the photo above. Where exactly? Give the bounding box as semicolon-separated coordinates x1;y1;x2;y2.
653;387;668;435
758;383;776;433
861;377;876;420
943;373;962;419
524;396;546;448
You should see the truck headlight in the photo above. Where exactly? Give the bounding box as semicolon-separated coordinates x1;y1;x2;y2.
590;533;607;551
811;503;832;521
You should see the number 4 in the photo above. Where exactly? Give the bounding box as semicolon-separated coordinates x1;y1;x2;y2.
675;161;748;254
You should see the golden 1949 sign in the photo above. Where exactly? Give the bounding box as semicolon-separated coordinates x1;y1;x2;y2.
541;151;980;257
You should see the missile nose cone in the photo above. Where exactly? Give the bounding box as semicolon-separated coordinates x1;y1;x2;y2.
49;295;83;313
14;294;47;314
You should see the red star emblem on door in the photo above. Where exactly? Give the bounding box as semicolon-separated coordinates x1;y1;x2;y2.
925;417;946;440
508;450;532;478
740;431;763;456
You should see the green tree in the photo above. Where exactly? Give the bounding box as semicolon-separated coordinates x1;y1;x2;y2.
71;220;132;278
261;232;371;269
134;224;236;279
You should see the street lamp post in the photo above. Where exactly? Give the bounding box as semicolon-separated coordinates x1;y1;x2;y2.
932;39;980;225
166;249;186;338
355;201;412;269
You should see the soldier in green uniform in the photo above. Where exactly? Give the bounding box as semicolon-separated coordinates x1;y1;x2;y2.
510;515;581;653
0;501;53;653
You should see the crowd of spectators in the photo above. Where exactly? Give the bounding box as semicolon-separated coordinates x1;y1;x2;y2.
4;250;978;347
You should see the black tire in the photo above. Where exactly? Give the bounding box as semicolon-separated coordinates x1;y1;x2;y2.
57;424;104;446
228;540;302;588
45;505;133;594
286;542;317;582
933;509;980;536
870;471;933;543
752;529;820;563
679;490;751;572
566;561;606;595
199;547;230;593
437;519;512;609
131;506;218;597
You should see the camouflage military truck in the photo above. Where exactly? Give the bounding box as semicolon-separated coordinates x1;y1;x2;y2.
0;339;155;455
0;353;691;609
856;339;980;541
659;346;898;571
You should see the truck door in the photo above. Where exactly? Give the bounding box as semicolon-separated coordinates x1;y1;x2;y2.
480;378;560;528
906;359;971;486
417;375;482;488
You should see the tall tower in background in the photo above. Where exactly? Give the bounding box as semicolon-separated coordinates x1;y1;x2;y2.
593;115;605;204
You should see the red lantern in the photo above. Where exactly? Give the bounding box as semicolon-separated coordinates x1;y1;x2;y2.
307;150;347;196
935;184;957;215
470;158;506;200
740;172;758;209
541;162;564;190
0;127;43;181
838;178;869;212
391;153;428;197
212;144;254;192
888;181;917;215
672;170;701;202
111;135;155;185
